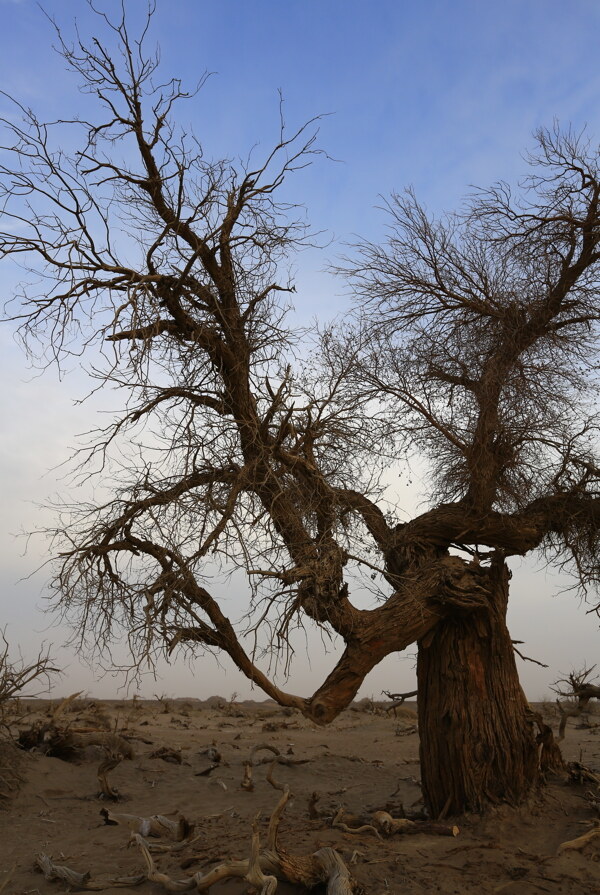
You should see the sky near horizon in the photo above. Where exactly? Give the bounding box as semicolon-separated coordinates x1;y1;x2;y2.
1;0;600;702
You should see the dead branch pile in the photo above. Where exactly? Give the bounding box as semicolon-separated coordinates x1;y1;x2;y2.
37;788;363;894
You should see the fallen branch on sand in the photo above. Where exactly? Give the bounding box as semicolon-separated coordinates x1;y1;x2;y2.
35;854;145;890
371;811;459;837
148;746;183;764
558;821;600;854
36;792;363;893
100;808;194;840
309;792;459;839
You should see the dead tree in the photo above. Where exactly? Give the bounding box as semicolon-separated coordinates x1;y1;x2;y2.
0;629;57;723
553;666;600;740
3;5;600;817
332;124;600;814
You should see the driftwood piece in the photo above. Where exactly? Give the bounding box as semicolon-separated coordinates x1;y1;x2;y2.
35;854;145;890
101;808;194;840
149;746;183;764
372;810;459;837
558;822;600;853
36;853;90;888
567;760;600;787
309;792;458;841
134;788;363;894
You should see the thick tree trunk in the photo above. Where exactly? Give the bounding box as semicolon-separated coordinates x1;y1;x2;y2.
417;556;540;817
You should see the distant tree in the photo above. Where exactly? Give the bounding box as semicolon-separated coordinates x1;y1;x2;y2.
2;5;600;815
553;665;600;740
0;630;56;721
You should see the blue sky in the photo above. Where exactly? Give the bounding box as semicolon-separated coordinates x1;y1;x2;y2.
2;0;600;700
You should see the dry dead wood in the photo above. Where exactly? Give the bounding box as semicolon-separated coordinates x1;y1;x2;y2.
241;742;310;791
149;746;183;764
195;744;224;776
17;722;134;798
134;788;363;894
557;821;600;854
101;808;194;840
332;808;381;839
35;853;145;890
78;732;134;799
381;689;418;716
371;811;459;837
567;760;600;787
266;761;286;792
528;710;565;774
309;792;459;840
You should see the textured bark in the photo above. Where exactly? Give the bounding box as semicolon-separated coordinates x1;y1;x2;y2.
417;557;540;816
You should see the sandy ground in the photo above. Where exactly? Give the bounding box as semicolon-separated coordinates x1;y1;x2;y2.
1;697;600;894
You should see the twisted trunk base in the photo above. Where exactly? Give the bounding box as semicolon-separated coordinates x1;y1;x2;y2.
417;556;541;817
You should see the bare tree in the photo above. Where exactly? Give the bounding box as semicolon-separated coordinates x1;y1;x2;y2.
553;665;600;740
334;124;600;812
0;630;57;722
3;5;600;817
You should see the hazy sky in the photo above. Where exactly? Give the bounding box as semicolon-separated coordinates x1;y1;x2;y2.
2;0;600;702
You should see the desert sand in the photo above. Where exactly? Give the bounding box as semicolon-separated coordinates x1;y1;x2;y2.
1;696;600;894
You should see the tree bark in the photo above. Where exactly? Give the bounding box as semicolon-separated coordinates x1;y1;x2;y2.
417;555;540;816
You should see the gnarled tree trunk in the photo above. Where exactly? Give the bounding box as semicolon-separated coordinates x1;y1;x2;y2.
417;555;540;816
